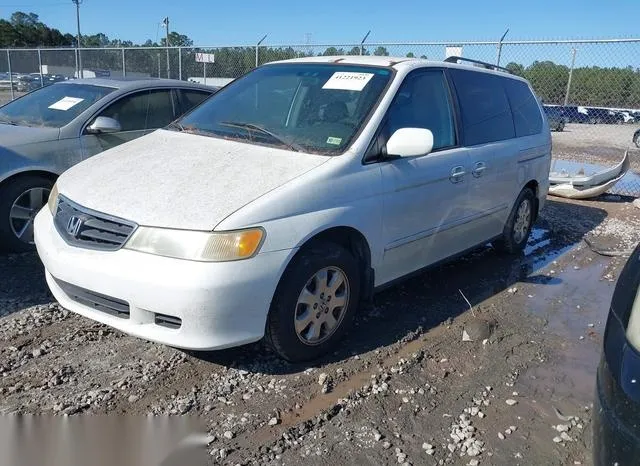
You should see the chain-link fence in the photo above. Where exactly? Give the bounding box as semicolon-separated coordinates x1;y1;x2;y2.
0;39;639;195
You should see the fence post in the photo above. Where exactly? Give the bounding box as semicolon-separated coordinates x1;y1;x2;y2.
360;30;370;56
37;49;44;87
496;28;509;67
121;48;126;77
74;48;79;79
7;50;14;100
256;34;268;68
178;47;182;80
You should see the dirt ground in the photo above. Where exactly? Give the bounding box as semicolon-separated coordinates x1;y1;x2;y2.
2;195;640;466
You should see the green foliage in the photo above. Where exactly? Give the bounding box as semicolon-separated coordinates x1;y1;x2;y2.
0;11;73;47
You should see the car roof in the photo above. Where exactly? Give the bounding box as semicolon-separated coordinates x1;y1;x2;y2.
268;55;529;82
54;77;218;92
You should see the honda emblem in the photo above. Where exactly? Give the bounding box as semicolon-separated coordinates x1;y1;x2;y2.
66;216;82;237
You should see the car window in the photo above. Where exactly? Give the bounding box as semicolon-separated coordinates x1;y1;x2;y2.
173;64;392;154
0;83;114;128
450;69;515;146
386;70;456;150
504;79;543;137
98;89;175;132
180;90;212;113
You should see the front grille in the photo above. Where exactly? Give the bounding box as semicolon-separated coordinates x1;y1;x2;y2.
54;277;130;319
53;195;137;251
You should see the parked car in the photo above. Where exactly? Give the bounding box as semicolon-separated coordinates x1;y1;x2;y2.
593;241;640;465
586;107;624;125
619;111;637;124
0;77;219;251
34;55;551;362
543;105;567;131
560;105;590;124
15;75;41;93
634;128;640;148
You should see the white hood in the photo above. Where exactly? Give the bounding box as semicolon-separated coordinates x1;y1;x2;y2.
57;129;329;230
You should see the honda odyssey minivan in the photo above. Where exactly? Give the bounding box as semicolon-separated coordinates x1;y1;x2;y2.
34;55;551;361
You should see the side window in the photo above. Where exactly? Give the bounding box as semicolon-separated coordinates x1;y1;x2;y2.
503;79;543;137
98;89;175;131
180;90;211;114
450;69;515;146
386;70;456;151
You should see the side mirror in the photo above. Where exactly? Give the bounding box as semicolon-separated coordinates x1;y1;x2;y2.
386;128;434;158
86;116;121;134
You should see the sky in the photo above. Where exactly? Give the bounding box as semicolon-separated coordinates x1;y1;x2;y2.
1;0;638;46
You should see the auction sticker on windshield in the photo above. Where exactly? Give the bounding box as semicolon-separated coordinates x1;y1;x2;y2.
48;96;85;111
322;72;374;91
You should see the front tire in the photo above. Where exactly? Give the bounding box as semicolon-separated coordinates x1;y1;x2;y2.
266;242;361;362
0;175;53;253
494;188;535;254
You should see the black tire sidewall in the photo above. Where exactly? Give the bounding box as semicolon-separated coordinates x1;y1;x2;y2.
266;242;361;362
0;175;53;253
495;188;535;254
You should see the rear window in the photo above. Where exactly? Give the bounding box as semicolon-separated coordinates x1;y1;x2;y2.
450;69;515;146
504;79;543;137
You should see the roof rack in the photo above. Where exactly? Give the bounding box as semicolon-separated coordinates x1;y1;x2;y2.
443;56;512;74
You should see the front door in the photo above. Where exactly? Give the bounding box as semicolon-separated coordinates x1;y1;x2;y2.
81;89;177;158
377;69;471;285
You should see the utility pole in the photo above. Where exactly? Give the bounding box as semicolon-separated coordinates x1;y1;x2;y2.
564;47;577;106
360;30;371;56
163;17;170;78
72;0;83;78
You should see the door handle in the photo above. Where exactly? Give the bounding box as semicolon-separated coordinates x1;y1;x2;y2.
449;166;466;184
472;162;487;178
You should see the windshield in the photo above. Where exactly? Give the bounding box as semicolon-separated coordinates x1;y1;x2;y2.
0;83;115;128
173;63;393;154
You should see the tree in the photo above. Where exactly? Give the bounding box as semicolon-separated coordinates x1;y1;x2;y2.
406;52;415;58
347;46;360;55
420;55;427;59
373;46;389;56
161;32;193;47
322;46;345;56
505;62;525;77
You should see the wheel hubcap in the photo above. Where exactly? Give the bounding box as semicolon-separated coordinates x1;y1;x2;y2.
294;266;350;346
513;199;531;244
9;187;50;245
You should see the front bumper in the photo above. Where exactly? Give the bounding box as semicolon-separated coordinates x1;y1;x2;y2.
34;208;295;351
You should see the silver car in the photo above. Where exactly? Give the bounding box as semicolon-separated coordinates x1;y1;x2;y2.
0;77;219;252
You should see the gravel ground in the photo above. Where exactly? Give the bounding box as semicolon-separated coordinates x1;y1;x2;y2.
2;196;640;465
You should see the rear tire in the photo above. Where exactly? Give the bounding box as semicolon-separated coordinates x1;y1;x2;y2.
266;242;361;362
494;188;536;254
0;175;53;253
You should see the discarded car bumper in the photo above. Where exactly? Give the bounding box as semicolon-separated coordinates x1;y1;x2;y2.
34;208;293;351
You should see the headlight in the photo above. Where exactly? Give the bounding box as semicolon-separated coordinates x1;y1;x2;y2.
47;183;59;214
627;286;640;351
124;227;265;262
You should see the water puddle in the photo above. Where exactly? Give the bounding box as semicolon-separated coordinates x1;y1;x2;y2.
524;227;579;273
551;158;640;196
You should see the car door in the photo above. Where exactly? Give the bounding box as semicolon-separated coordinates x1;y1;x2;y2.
448;69;518;242
80;88;177;158
376;68;471;285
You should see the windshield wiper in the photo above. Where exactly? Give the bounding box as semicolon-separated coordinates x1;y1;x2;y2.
220;121;303;152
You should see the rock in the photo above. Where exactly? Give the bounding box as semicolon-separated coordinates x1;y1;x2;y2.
373;430;383;441
32;348;44;358
382;441;392;450
318;373;329;386
127;394;139;403
560;432;573;442
498;432;505;440
402;397;409;403
447;443;456;453
219;448;227;459
555;424;570;432
462;320;492;341
633;198;640;209
553;436;563;443
505;428;512;435
223;431;234;440
397;453;407;463
469;460;479;466
505;399;518;406
510;425;517;431
478;411;485;419
467;446;480;457
268;417;279;426
422;443;433;450
508;287;518;294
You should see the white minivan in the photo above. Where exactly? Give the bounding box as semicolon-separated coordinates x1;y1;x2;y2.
34;55;551;361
